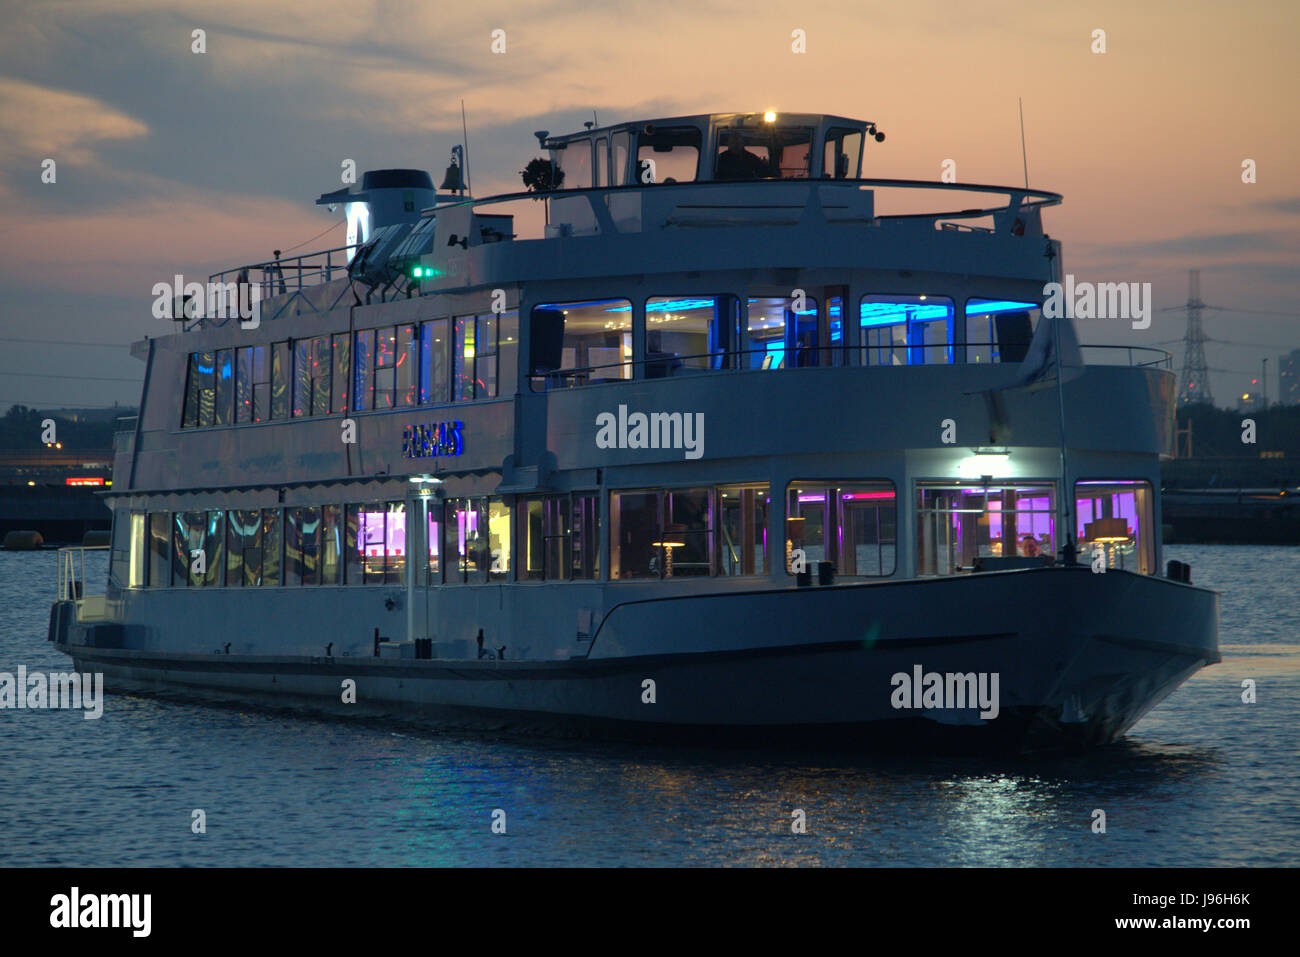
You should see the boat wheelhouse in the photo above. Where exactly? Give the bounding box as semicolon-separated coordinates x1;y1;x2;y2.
50;111;1219;751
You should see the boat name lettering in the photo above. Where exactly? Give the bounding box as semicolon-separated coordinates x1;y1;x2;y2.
403;421;464;458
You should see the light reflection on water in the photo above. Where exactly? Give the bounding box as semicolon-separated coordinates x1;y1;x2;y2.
0;545;1296;866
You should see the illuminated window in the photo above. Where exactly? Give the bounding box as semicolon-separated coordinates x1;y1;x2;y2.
786;482;895;577
331;334;350;413
531;299;633;388
271;342;291;420
487;498;510;581
443;498;488;583
964;299;1041;365
861;296;954;366
235;347;254;423
916;481;1054;576
1075;480;1154;574
718;484;770;576
645;297;739;375
610;488;711;580
374;328;397;409
420;318;449;405
349;330;372;412
148;512;170;586
747;296;819;370
215;349;234;426
714;126;812;180
396;324;417;407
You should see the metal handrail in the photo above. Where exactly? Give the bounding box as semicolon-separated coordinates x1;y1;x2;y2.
208;245;353;300
198;178;1062;319
529;341;1171;387
57;544;109;602
440;175;1065;219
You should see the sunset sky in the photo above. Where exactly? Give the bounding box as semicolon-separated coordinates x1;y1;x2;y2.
1;0;1296;409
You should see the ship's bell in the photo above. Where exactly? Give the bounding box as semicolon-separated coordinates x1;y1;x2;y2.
439;163;464;192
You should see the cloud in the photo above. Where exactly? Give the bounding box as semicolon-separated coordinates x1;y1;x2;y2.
0;77;148;166
1258;196;1300;215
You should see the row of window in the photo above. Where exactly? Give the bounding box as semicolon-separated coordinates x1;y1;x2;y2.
552;124;865;188
181;315;519;428
179;294;1038;427
530;295;1042;388
111;480;1153;588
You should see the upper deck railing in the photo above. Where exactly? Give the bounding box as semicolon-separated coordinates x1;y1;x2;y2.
529;342;1171;390
194;177;1063;331
209;245;352;298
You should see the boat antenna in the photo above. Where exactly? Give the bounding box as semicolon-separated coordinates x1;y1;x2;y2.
593;109;599;128
460;99;471;195
1018;97;1029;189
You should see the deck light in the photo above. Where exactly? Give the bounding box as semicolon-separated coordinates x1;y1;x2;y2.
957;450;1011;478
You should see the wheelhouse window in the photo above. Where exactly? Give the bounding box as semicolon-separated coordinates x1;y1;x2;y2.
530;299;633;388
645;297;739;375
636;126;702;184
554;137;592;190
714;125;813;180
611;131;631;185
916;481;1055;576
860;296;954;366
747;296;819;370
594;137;608;188
964;299;1041;365
1075;480;1154;575
786;482;895;577
823;128;863;179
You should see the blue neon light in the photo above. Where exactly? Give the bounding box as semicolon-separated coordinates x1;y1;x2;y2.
859;302;953;327
965;299;1038;316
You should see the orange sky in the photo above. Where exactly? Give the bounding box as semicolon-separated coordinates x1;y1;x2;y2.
0;0;1296;408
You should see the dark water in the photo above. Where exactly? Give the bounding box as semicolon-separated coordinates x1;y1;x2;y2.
1;546;1297;866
